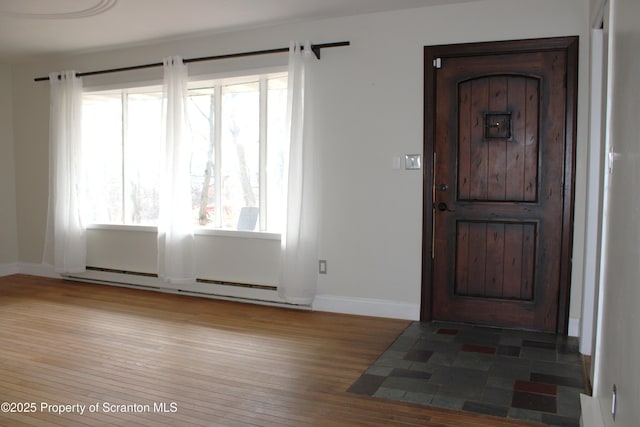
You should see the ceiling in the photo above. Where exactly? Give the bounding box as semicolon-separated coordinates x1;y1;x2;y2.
0;0;479;64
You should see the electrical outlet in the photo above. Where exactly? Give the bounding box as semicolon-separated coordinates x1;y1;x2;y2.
612;384;617;421
319;260;327;274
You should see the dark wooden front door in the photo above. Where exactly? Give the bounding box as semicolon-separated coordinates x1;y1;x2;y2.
422;38;578;333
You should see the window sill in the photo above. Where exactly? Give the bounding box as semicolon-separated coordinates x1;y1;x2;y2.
195;228;281;241
86;223;281;241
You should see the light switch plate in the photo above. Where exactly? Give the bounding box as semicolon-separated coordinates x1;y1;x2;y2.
405;154;421;170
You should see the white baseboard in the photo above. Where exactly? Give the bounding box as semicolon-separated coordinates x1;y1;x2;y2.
569;316;580;337
18;262;62;279
10;263;420;321
0;263;19;277
4;265;584;327
312;294;420;320
580;394;605;427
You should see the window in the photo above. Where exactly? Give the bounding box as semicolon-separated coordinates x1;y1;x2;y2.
82;72;288;232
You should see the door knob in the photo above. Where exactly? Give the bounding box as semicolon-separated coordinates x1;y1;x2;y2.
437;202;448;211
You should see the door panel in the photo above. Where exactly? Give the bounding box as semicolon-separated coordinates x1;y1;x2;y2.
457;76;540;202
423;38;578;332
454;221;535;301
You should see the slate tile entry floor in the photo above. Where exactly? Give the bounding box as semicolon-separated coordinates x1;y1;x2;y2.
348;321;586;426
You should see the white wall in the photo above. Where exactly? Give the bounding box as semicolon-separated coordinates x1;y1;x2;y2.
592;0;640;424
11;0;590;322
0;64;18;270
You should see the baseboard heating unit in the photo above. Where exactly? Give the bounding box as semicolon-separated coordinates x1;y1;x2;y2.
64;266;305;310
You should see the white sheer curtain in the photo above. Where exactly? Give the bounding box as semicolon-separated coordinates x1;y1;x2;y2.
279;41;319;305
157;56;195;285
43;71;86;274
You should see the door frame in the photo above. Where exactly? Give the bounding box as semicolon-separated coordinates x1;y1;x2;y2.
421;36;579;334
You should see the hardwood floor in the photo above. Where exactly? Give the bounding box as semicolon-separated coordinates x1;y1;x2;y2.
0;274;541;426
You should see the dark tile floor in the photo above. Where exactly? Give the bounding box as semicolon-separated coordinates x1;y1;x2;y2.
348;321;586;426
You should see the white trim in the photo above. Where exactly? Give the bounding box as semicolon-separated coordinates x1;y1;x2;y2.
258;75;268;231
188;67;288;86
213;82;222;228
87;223;281;240
580;28;606;356
11;263;418;321
0;263;19;277
82;68;288;94
312;294;420;320
194;228;280;241
593;0;614;395
568;317;580;338
18;262;62;278
580;394;605;427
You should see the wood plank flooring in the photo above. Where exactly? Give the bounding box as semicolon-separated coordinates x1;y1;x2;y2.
0;274;541;426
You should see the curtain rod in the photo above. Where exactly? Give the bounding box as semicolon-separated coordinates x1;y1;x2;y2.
34;41;350;82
